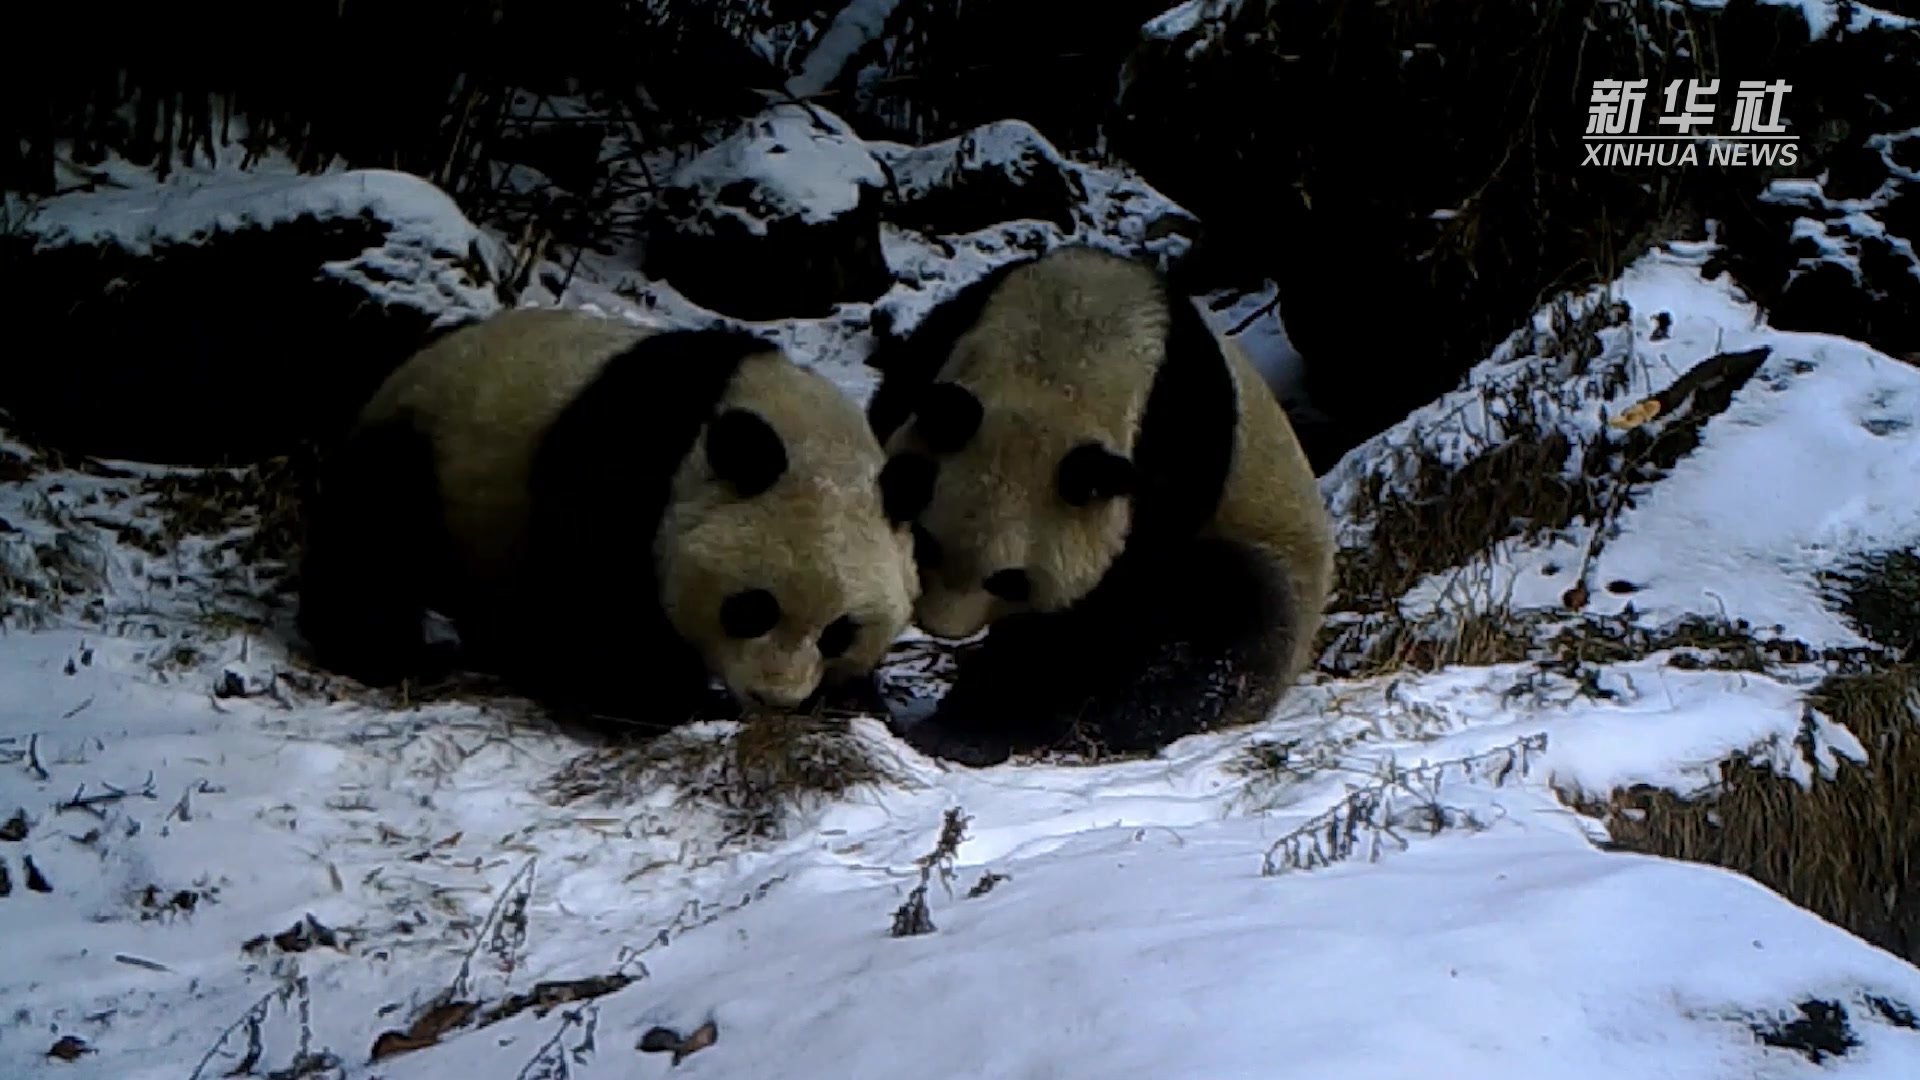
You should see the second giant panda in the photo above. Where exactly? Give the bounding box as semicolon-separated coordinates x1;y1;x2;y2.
297;305;920;723
869;244;1335;765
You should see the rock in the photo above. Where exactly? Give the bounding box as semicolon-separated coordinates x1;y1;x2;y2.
0;168;507;464
872;119;1085;235
871;118;1206;279
1709;150;1920;358
644;103;893;321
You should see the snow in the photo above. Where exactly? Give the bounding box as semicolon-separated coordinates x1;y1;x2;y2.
1329;239;1920;655
1199;282;1308;401
1143;0;1207;40
24;166;507;325
786;0;902;100
6;166;1920;1078
1682;0;1917;38
1760;173;1920;292
30;167;487;260
668;104;886;236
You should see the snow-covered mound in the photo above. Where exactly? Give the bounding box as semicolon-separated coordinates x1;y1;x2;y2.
24;165;505;329
3;223;1919;1078
1323;235;1920;656
4;166;507;463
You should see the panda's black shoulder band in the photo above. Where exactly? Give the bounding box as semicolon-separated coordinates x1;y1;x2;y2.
915;382;983;453
866;254;1038;442
706;409;788;497
530;324;778;570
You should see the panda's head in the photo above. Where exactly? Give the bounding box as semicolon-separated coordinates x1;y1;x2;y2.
659;354;919;710
870;247;1175;641
877;377;1135;640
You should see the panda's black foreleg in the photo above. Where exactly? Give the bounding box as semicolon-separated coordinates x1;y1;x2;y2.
1080;536;1298;754
295;419;453;687
495;567;729;732
904;537;1296;765
899;612;1102;765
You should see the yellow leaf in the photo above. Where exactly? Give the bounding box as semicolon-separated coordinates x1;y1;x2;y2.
1608;398;1661;430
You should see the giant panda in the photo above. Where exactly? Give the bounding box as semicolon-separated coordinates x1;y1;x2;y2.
868;244;1335;766
297;305;920;725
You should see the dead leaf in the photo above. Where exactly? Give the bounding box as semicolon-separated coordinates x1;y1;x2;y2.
1607;398;1661;430
369;999;479;1061
638;1019;720;1065
47;1036;92;1061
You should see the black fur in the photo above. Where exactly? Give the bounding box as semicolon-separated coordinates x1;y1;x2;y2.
1124;275;1240;550
705;407;788;497
520;326;777;721
900;536;1296;766
720;588;781;639
876;245;1265;765
981;568;1032;603
867;258;1031;442
818;615;858;660
296;414;457;687
910;522;944;570
1056;442;1136;507
915;381;984;453
878;451;938;525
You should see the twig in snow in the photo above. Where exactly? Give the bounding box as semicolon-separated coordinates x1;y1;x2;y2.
187;990;273;1080
889;806;970;937
114;953;170;972
166;779;221;823
449;856;538;1001
26;733;48;780
514;1004;601;1080
56;771;158;815
1260;733;1548;876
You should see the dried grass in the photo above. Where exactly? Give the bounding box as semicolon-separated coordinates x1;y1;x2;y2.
1598;661;1920;963
541;716;898;839
137;451;313;572
1821;546;1920;657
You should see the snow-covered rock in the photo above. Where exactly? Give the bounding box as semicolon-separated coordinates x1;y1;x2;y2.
872;118;1086;235
1721;127;1920;355
0;168;507;464
645;103;894;321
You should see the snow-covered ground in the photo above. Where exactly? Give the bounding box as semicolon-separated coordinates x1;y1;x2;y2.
5;184;1920;1077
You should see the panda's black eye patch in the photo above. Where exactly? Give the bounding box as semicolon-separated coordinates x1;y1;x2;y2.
879;451;937;524
911;523;944;569
915;381;983;454
706;409;788;497
818;615;858;659
1057;442;1136;507
982;568;1032;603
720;588;781;639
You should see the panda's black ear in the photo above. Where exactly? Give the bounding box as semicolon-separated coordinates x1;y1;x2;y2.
879;451;937;524
706;408;788;497
915;381;983;454
1057;442;1135;507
